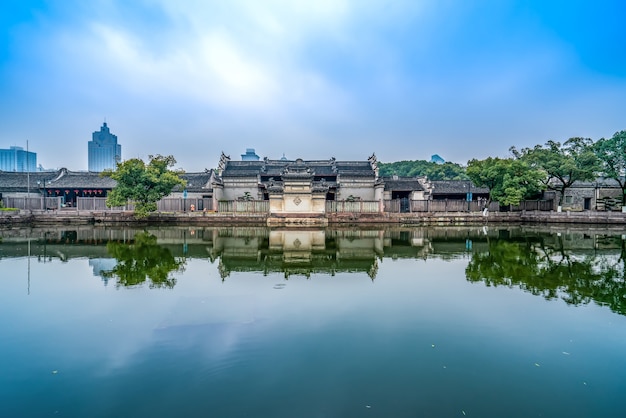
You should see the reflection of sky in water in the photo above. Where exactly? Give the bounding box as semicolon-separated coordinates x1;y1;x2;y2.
1;247;626;417
89;258;117;285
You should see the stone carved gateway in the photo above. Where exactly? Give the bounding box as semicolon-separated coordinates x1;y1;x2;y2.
270;159;322;214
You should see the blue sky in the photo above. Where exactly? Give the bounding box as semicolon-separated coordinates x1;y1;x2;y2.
1;0;625;171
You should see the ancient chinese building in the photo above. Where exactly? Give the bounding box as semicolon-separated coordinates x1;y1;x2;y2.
214;153;383;215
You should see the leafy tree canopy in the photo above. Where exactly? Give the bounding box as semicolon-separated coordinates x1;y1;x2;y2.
595;130;626;205
102;155;186;218
511;138;600;205
378;160;468;180
102;232;186;288
467;157;543;205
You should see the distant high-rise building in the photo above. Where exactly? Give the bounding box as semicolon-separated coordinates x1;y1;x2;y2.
430;154;445;164
0;146;37;172
241;148;260;161
88;122;121;172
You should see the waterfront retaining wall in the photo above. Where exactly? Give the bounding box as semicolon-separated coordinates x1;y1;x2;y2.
2;209;626;227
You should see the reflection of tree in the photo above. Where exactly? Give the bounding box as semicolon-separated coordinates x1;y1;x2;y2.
103;232;185;288
466;237;626;316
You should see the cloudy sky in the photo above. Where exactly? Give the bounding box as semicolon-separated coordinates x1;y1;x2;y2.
1;0;625;171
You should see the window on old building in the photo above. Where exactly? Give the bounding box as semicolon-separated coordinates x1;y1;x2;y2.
565;196;573;204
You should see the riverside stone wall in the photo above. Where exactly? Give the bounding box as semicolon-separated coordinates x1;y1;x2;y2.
2;209;626;227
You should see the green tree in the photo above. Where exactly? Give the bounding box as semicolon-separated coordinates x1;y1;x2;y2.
102;232;186;288
102;155;186;218
595;130;626;205
379;160;430;177
467;157;543;205
378;160;468;180
425;162;469;180
512;138;600;206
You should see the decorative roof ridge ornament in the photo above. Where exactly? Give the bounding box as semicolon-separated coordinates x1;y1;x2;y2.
326;156;337;173
312;178;330;192
368;153;379;179
282;158;314;177
51;168;67;183
217;152;230;175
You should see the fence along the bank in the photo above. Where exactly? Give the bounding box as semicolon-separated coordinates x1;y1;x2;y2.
507;200;555;211
75;197;213;211
3;196;64;210
326;201;380;213
217;200;269;213
384;199;554;213
2;196;554;213
1;196;213;212
383;199;500;213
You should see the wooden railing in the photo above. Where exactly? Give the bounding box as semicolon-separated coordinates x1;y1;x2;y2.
325;201;381;213
1;196;556;214
217;200;269;213
506;200;554;212
2;196;63;210
75;197;214;212
76;197;113;210
384;199;499;213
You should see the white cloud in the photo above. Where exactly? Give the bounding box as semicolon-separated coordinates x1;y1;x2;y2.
198;33;278;106
60;0;366;121
3;0;624;170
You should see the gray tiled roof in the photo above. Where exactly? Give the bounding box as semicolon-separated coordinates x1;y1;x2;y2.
47;170;117;188
0;171;61;192
382;177;424;191
1;168;217;194
335;162;374;175
222;159;375;178
222;161;266;177
430;180;489;195
1;169;116;192
173;171;214;192
561;177;624;188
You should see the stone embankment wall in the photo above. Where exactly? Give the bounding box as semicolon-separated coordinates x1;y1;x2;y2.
2;209;626;227
327;211;626;225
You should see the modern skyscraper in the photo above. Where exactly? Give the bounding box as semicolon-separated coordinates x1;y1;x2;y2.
88;122;121;172
0;146;37;172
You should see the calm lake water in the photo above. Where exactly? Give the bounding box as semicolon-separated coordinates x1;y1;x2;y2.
1;225;625;417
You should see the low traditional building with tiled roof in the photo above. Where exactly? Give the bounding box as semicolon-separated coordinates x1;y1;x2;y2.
43;169;118;204
430;180;489;201
168;170;218;211
0;168;117;208
382;176;427;200
381;176;428;212
1;168;220;206
544;177;626;211
169;171;216;195
0;171;57;197
214;152;382;215
22;153;624;216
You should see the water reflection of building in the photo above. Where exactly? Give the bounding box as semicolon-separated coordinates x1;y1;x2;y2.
212;229;388;280
3;226;625;284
